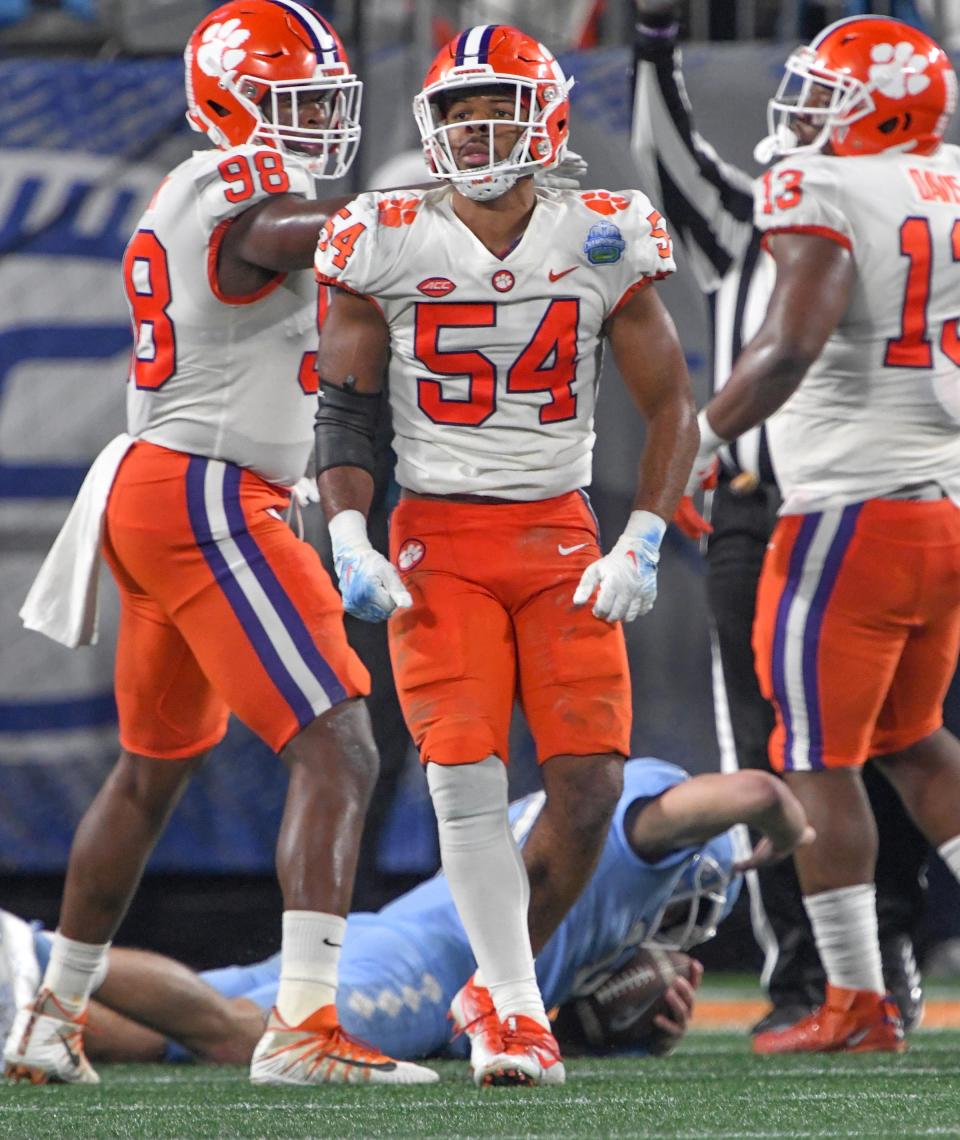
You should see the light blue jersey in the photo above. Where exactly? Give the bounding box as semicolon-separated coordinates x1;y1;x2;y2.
202;759;740;1059
33;759;741;1061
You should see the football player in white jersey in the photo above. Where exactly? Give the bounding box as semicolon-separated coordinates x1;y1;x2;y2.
6;0;439;1088
312;24;699;1085
687;16;960;1053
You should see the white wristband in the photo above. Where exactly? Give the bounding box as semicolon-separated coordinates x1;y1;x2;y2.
621;509;667;548
697;407;727;451
327;509;371;554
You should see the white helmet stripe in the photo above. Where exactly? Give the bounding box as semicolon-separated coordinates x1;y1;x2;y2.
268;0;341;64
457;24;495;66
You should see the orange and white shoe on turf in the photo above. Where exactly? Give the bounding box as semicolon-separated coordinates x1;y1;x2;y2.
488;1014;566;1086
449;974;504;1080
250;1004;438;1085
752;984;906;1055
450;977;565;1086
4;989;99;1084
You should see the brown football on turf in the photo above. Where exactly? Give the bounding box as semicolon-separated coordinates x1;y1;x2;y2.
564;947;696;1056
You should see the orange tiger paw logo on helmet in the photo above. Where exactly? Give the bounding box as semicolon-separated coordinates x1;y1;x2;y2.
378;197;421;227
581;190;629;216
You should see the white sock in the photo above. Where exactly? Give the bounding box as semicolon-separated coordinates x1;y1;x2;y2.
275;910;345;1025
804;885;884;995
43;931;111;1013
938;835;960;882
428;757;549;1029
90;955;110;994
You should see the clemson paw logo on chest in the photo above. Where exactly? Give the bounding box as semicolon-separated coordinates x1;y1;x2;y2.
581;190;629;216
378;197;421;227
196;18;251;78
868;41;932;99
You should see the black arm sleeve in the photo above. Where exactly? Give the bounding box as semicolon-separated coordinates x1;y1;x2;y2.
314;380;381;477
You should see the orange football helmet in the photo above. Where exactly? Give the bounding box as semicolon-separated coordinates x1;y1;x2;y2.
184;0;361;177
755;15;957;162
412;24;573;201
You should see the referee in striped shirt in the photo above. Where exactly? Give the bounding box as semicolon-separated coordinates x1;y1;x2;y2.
630;0;926;1035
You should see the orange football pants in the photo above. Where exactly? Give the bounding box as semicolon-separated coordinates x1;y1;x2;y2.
103;441;368;759
388;491;632;766
754;497;960;772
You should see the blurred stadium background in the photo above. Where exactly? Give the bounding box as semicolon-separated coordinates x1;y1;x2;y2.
1;0;959;976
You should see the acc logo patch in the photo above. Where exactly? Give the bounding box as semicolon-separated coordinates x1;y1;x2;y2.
492;270;515;293
584;222;626;265
417;277;456;297
397;539;426;572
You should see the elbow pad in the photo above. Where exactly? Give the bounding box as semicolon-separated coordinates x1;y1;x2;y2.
315;380;380;477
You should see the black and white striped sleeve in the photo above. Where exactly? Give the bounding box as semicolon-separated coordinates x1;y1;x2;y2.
630;24;756;296
630;21;777;486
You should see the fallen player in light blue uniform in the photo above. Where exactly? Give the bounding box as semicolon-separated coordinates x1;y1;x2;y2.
5;759;810;1064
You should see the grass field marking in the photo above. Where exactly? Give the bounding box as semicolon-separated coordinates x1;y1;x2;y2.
7;1115;959;1140
597;1064;959;1078
0;1094;662;1112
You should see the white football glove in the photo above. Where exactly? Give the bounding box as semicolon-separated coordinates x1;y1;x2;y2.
328;510;412;623
573;510;666;623
683;409;725;496
535;149;588;191
290;476;320;507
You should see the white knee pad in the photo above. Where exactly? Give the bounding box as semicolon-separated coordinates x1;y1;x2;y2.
427;754;508;822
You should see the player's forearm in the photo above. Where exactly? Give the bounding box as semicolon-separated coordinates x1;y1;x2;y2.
741;773;810;856
317;466;375;523
704;335;808;441
631;390;699;520
629;770;804;857
236;195;356;271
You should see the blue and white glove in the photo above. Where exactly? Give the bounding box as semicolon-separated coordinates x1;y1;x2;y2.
328;510;412;623
572;510;666;623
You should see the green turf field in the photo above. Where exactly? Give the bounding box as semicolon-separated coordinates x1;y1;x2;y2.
2;1032;959;1139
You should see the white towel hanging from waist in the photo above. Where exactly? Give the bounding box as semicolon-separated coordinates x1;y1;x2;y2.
20;433;136;648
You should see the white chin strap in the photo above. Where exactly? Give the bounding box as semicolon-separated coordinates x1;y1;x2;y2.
754;124;801;164
452;166;522;202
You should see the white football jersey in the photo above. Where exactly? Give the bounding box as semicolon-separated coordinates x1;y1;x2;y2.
314;186;676;499
755;146;960;514
123;145;320;487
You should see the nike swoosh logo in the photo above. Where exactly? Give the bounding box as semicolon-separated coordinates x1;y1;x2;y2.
322;938;342;948
558;543;587;556
606;1007;652;1034
322;1053;397;1071
56;1028;82;1068
845;1028;870;1047
548;266;577;282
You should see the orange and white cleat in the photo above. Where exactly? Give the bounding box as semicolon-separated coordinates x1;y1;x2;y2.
4;989;99;1084
250;1004;438;1085
451;976;565;1086
486;1014;566;1086
752;983;906;1055
449;974;505;1080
